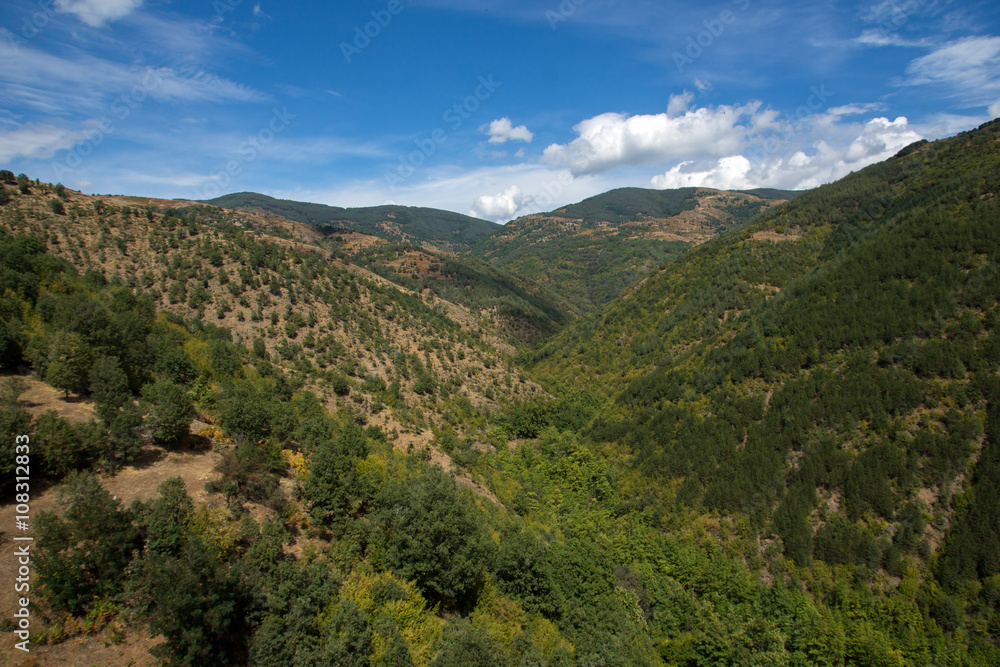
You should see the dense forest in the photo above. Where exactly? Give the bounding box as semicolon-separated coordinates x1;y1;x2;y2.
472;188;784;314
0;119;999;666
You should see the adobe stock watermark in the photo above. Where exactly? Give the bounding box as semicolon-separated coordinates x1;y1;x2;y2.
196;107;296;200
673;0;751;73
384;75;501;190
4;0;59;54
744;84;832;169
545;0;587;30
50;68;163;181
341;0;405;63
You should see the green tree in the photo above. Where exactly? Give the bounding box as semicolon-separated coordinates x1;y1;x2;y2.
0;380;32;494
207;441;282;508
313;599;372;666
303;423;369;529
141;541;251;667
377;466;491;610
431;618;508;667
132;477;194;556
109;402;144;463
89;355;131;424
46;331;91;397
48;198;65;215
33;410;85;476
218;381;275;442
35;473;141;613
141;378;194;444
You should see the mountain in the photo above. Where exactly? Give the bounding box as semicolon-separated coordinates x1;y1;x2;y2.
472;187;794;314
333;233;569;343
202;191;500;252
2;118;999;667
529;119;1000;647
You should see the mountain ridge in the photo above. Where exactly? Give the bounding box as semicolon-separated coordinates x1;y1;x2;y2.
201;191;500;252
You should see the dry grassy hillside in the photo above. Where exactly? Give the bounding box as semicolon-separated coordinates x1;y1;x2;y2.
0;181;543;451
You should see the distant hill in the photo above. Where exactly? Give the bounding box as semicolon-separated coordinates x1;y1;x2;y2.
472;187;790;314
548;186;701;223
202;192;500;252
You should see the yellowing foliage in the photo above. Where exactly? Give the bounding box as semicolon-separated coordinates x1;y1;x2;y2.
340;568;443;666
469;576;526;645
282;449;308;480
189;502;239;559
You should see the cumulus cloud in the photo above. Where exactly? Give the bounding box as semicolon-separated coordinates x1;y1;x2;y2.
541;102;761;176
55;0;143;27
842;116;922;163
991;100;1000;119
469;185;526;221
651;155;752;190
484;118;533;144
650;116;923;192
666;91;694;117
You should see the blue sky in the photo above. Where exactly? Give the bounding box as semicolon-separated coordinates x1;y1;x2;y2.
2;0;998;222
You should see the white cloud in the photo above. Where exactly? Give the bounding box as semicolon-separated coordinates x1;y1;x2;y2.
55;0;143;27
484;118;533;144
842;116;922;162
666;91;694;117
694;79;712;93
853;29;928;48
913;113;988;138
903;36;1000;105
469;185;525;221
650;116;924;192
0;122;80;162
651;155;752;190
0;40;266;113
828;103;885;116
541;103;762;176
991;100;1000;119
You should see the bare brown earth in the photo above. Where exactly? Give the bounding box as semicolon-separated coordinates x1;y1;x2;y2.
750;230;802;242
6;374;96;425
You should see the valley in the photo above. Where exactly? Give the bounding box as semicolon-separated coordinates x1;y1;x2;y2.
1;119;999;666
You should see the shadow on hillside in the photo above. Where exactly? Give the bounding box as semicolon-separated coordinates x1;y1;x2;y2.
125;446;167;471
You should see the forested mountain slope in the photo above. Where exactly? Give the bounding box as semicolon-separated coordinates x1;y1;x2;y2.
527;118;1000;655
472;187;791;314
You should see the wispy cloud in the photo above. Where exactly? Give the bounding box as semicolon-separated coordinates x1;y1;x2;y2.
0;121;81;162
901;36;1000;106
0;39;266;115
55;0;143;27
